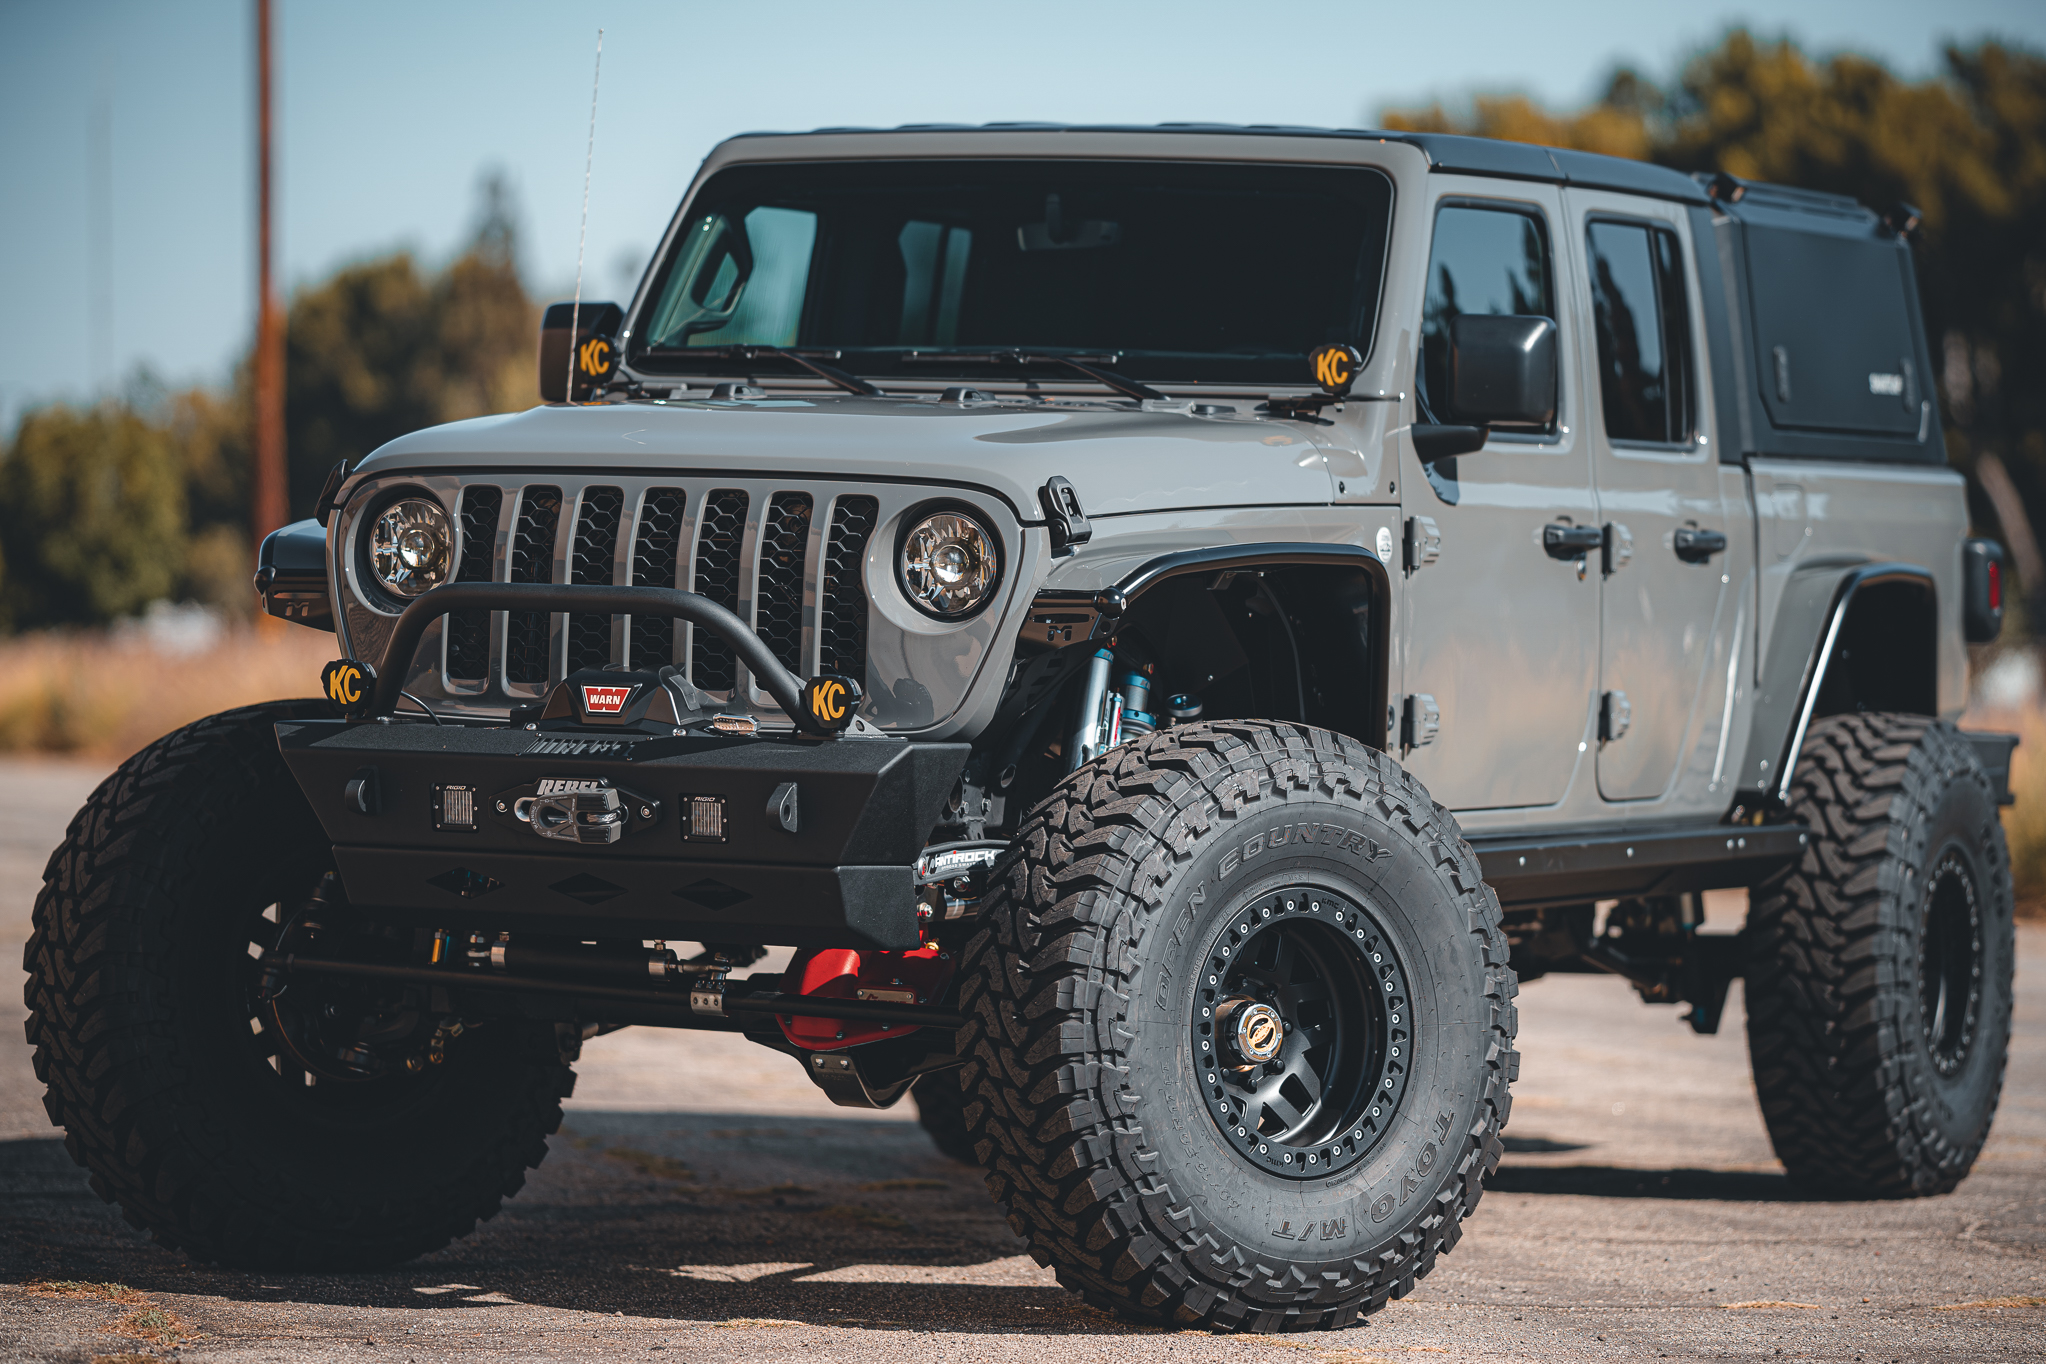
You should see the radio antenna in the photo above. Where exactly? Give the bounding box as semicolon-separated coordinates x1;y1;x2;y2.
566;28;604;402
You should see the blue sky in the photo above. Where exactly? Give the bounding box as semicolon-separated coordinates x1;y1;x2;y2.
3;0;2042;434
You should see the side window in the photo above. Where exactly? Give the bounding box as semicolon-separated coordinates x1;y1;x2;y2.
1420;205;1554;431
1586;220;1694;445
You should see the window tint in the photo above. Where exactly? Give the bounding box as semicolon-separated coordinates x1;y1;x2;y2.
1420;206;1553;429
634;160;1395;385
1744;225;1921;436
1586;220;1694;445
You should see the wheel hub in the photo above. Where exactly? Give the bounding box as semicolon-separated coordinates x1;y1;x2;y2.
1189;887;1410;1181
1220;998;1286;1065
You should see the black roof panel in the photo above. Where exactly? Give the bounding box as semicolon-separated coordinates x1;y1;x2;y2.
725;122;1713;206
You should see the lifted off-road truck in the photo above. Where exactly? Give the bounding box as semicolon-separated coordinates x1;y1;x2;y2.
27;125;2019;1331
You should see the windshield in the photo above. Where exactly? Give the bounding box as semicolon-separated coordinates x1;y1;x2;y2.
632;159;1394;387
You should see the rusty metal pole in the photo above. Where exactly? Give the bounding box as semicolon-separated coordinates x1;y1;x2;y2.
251;0;287;556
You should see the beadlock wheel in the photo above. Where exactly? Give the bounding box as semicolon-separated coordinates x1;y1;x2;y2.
1192;887;1410;1180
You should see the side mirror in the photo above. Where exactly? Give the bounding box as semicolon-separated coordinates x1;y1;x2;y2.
539;301;624;402
1446;314;1557;427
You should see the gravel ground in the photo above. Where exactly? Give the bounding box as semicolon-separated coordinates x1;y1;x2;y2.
2;757;2040;1362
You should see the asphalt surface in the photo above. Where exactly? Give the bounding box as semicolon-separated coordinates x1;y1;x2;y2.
2;757;2041;1362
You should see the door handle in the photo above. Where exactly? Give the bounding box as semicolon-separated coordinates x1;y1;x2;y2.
1543;523;1604;560
1674;527;1729;563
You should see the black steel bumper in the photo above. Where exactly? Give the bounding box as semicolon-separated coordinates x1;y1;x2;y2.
279;719;966;948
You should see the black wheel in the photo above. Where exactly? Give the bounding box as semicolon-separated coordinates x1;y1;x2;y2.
912;1070;978;1164
1746;713;2015;1196
955;721;1516;1332
23;701;573;1268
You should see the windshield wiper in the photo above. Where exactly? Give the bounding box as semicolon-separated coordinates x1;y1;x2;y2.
683;345;883;398
902;351;1164;403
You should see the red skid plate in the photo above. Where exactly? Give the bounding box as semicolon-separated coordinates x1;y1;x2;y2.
778;945;955;1052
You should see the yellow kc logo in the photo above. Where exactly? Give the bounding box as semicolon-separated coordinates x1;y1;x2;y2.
578;336;613;377
810;680;846;723
321;658;373;710
1312;345;1354;392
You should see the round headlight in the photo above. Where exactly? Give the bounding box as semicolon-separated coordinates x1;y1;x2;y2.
368;497;454;599
899;509;1000;619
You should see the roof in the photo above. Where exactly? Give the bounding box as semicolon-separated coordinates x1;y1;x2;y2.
723;122;1714;207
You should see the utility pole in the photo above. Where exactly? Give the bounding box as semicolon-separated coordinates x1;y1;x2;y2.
251;0;287;554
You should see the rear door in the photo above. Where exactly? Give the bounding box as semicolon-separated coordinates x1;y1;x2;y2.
1564;189;1734;807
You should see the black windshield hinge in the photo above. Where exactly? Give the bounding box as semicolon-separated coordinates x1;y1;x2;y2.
1040;477;1093;555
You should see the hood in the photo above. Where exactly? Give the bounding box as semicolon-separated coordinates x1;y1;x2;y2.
349;395;1337;523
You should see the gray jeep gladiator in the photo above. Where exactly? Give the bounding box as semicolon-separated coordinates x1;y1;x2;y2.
26;124;2019;1332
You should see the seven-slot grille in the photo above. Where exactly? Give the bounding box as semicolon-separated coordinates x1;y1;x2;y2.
434;480;874;703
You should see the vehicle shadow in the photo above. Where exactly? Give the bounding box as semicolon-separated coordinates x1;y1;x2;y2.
1487;1162;1844;1201
0;1126;1141;1335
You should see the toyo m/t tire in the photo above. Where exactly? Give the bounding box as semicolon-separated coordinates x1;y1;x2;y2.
23;701;573;1268
955;721;1517;1332
1746;712;2016;1196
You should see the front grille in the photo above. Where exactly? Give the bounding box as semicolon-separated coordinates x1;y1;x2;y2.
820;495;877;684
507;486;562;685
628;487;687;671
757;493;813;675
448;485;502;681
691;489;750;691
567;486;623;673
360;475;929;719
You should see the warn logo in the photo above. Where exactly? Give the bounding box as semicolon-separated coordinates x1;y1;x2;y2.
581;685;632;714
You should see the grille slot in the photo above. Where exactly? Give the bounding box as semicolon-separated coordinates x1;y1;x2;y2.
447;485;502;681
756;492;813;677
819;495;877;685
690;489;749;691
628;487;688;671
506;485;562;685
567;486;624;673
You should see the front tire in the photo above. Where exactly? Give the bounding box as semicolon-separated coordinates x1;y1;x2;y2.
1745;713;2016;1196
955;721;1516;1332
23;701;573;1268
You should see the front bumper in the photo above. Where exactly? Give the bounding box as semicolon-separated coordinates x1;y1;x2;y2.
278;719;967;949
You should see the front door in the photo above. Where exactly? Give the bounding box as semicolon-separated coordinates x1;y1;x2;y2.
1399;182;1601;812
1564;189;1734;805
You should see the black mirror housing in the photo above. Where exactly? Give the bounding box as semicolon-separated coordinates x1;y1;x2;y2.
1446;314;1558;427
539;301;625;402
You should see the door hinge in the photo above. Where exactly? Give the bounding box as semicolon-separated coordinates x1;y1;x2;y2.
1405;515;1441;572
1603;523;1633;576
1600;690;1632;742
1403;693;1440;749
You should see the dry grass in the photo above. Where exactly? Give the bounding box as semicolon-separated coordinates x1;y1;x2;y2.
604;1146;696;1181
28;1280;196;1346
1933;1295;2046;1310
1719;1299;1822;1310
0;624;332;760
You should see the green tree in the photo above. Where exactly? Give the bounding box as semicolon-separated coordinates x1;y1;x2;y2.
0;401;189;629
285;171;538;516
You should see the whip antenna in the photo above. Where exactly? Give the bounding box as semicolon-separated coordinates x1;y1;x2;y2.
567;28;604;402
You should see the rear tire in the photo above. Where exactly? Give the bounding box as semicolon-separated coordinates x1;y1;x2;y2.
954;721;1516;1332
1745;713;2015;1196
23;701;573;1268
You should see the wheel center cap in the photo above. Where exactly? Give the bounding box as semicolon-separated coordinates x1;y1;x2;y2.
1231;1001;1285;1064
